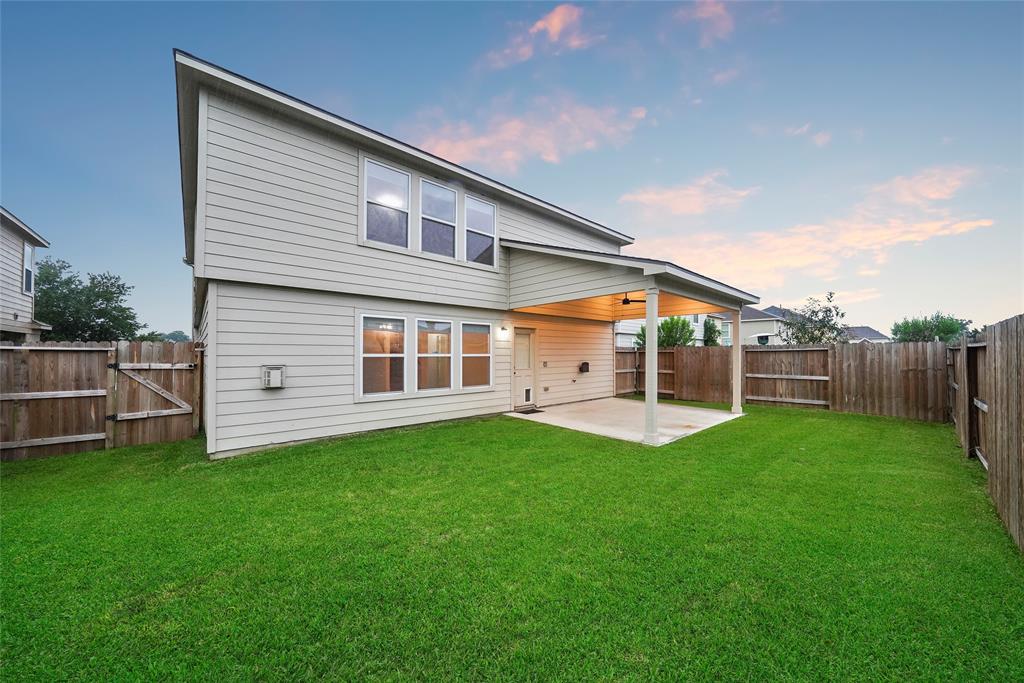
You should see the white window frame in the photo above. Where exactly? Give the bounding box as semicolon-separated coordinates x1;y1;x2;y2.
720;321;732;347
464;195;497;267
22;242;34;295
358;153;499;272
459;321;493;390
362;157;411;249
419;178;457;259
357;313;408;398
415;318;454;392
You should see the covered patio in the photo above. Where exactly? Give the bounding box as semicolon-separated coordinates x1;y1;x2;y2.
506;397;742;446
504;239;758;445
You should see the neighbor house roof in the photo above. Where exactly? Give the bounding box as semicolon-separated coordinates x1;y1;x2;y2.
709;305;780;321
843;325;891;341
0;207;49;248
502;239;759;305
173;50;634;264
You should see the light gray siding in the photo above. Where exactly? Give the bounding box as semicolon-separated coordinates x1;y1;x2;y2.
0;223;34;334
208;281;612;456
508;249;650;309
197;92;623;312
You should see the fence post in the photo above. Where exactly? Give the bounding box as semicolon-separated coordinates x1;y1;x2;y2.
104;345;117;449
960;333;970;458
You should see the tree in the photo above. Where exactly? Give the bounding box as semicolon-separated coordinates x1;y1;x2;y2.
35;257;151;341
138;330;191;342
702;317;721;346
780;292;846;344
635;316;696;348
891;312;973;343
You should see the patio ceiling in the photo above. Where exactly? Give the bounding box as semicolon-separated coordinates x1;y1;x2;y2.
512;289;731;322
504;239;757;322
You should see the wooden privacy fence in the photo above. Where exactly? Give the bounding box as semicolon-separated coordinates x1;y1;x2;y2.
1;341;202;460
949;314;1023;551
619;341;949;422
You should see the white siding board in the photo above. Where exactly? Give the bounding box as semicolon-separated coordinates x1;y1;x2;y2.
508;250;648;309
0;225;35;331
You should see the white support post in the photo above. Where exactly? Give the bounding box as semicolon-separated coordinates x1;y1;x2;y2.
643;287;660;444
731;308;743;414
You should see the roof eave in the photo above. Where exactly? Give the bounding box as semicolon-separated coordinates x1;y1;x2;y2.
172;50;634;248
0;207;50;248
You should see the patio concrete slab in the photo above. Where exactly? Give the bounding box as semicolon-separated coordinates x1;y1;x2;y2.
506;397;742;446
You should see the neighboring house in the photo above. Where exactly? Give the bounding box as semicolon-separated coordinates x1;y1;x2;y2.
173;52;758;457
709;306;785;346
614;314;715;347
843;326;892;343
0;207;51;343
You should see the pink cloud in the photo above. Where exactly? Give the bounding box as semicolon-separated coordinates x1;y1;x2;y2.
678;0;735;48
812;131;832;148
417;96;646;173
485;4;601;69
872;166;975;208
712;67;740;85
624;166;991;290
619;170;759;216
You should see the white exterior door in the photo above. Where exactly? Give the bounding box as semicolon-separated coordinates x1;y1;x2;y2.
513;329;536;408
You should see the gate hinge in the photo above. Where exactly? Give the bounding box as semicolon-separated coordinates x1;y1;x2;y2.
106;414;118;421
107;362;119;369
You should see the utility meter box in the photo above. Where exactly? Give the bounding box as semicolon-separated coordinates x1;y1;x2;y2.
261;365;285;389
578;361;590;373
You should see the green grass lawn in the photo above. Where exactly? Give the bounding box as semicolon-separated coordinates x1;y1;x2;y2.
3;405;1023;680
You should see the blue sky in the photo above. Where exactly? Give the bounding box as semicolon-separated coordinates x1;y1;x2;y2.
2;1;1021;334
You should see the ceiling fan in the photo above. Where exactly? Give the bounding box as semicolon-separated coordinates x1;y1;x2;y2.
621;293;646;305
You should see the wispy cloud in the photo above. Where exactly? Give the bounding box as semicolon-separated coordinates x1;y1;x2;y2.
784;122;831;147
484;4;601;69
416;96;646;173
711;67;740;85
677;0;735;48
619;170;759;216
625;165;992;289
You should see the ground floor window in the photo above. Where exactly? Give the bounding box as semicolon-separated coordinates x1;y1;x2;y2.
361;316;405;394
359;313;495;399
461;323;491;387
417;320;452;390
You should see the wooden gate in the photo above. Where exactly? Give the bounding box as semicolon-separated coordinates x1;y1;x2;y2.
1;341;202;460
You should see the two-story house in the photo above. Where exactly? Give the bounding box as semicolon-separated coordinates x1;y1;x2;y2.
0;207;51;343
174;52;758;458
710;306;786;346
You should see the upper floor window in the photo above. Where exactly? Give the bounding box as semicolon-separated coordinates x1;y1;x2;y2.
465;196;495;266
365;160;410;248
22;243;34;294
420;180;456;258
461;323;491;388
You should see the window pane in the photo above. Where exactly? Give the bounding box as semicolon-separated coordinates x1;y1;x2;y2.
462;324;490;355
417;357;451;390
467;231;494;265
363;317;404;354
422;181;455;223
363;357;404;394
23;269;32;293
417;320;451;354
367;203;408;247
422;219;455;258
462;356;490;387
366;160;408;210
466;197;495;234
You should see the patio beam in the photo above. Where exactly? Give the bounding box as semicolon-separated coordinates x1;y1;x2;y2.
731;309;743;414
643;286;660;444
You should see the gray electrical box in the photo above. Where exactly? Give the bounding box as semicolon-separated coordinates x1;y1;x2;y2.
261;365;285;389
